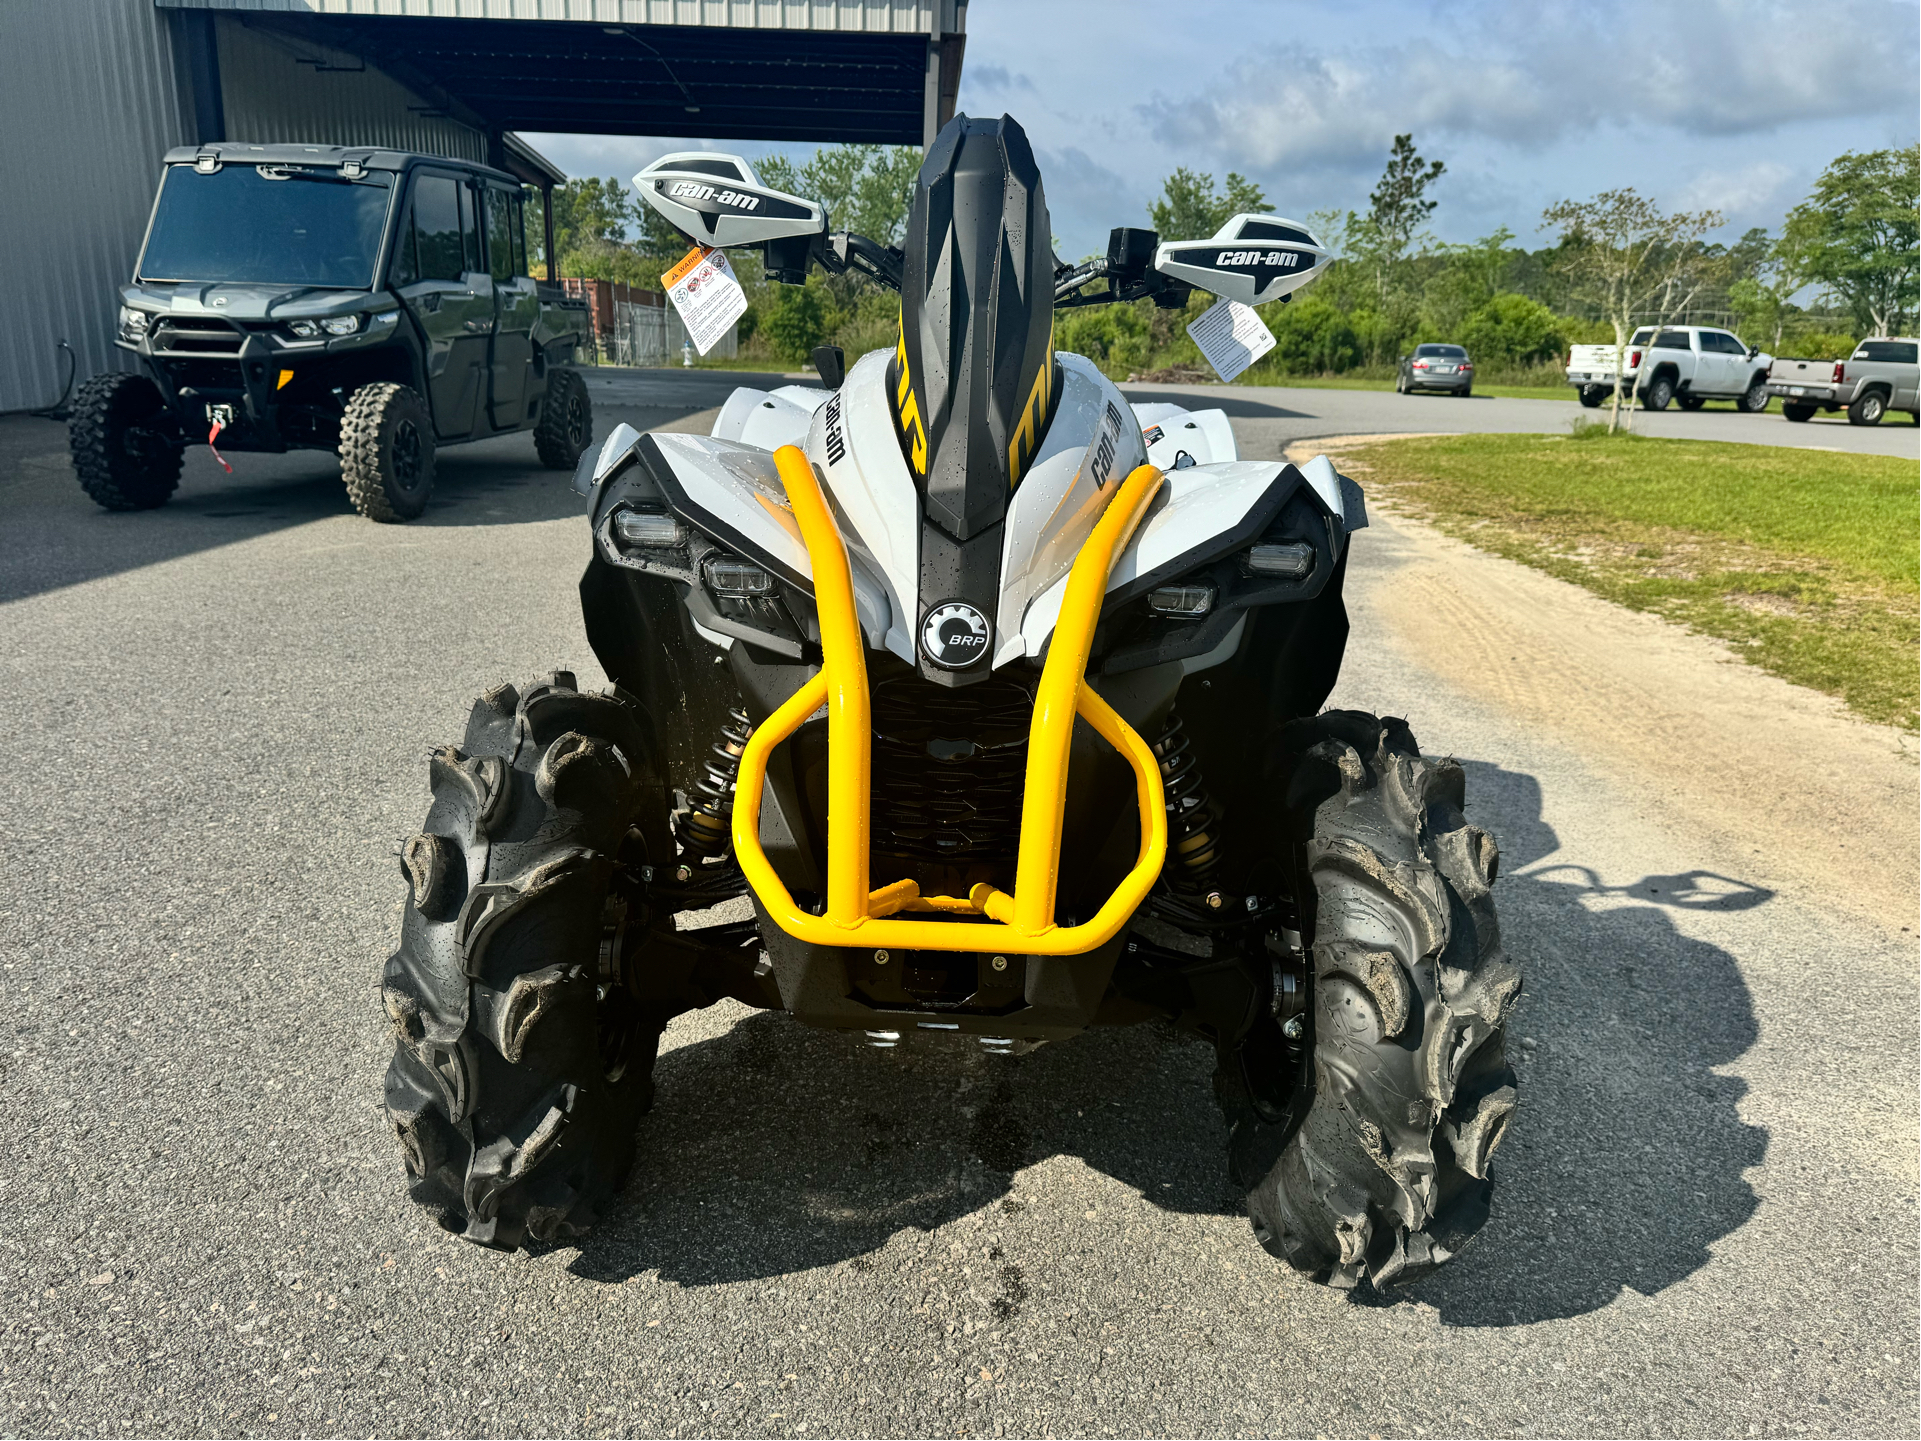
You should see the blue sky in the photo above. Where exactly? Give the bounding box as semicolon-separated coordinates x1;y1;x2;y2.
526;0;1919;259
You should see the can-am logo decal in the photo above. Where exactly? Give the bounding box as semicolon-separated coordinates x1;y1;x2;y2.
823;392;846;466
663;180;761;211
920;601;990;669
1214;249;1300;268
1085;401;1126;490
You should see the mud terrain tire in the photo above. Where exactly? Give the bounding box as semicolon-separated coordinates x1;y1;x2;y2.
380;672;671;1248
534;368;592;470
342;382;435;522
68;372;184;511
1238;711;1521;1291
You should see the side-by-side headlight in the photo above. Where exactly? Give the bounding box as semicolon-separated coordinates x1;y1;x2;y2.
1244;542;1315;579
287;319;320;338
1146;584;1214;617
118;307;151;341
613;510;688;548
319;315;361;336
705;556;774;596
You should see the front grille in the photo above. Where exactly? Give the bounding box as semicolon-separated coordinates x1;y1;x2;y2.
152;316;244;354
871;673;1032;861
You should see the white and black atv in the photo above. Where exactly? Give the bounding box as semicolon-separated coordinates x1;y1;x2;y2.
379;115;1521;1292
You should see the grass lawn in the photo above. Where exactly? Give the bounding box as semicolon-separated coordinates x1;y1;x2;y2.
1326;432;1920;729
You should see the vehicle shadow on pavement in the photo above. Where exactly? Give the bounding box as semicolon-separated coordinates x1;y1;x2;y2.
567;1016;1234;1289
0;415;589;606
566;758;1770;1325
1118;388;1308;420
1398;761;1771;1326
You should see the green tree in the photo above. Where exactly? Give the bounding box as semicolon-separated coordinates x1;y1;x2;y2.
551;176;635;256
1458;293;1563;367
759;276;829;361
1148;168;1272;241
1368;134;1446;260
758;144;921;243
1541;188;1722;431
1785;145;1920;336
1265;295;1360;374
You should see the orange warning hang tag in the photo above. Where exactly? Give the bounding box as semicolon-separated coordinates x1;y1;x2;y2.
660;244;713;290
662;245;748;357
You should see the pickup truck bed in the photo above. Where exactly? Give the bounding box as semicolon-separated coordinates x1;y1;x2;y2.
1767;339;1919;425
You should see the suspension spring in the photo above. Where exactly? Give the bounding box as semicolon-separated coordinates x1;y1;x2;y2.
1151;710;1224;887
677;708;752;861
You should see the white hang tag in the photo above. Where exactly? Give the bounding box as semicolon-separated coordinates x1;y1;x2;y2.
662;245;748;356
1187;296;1276;382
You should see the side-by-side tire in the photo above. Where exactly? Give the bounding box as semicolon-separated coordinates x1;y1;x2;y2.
1782;401;1817;423
534;368;593;470
1848;390;1887;426
341;382;435;522
1577;385;1606;408
1641;374;1675;411
68;372;184;511
381;673;671;1249
1736;376;1770;413
1235;711;1521;1292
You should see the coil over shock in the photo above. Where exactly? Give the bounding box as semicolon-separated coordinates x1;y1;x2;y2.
676;708;752;861
1151;710;1224;890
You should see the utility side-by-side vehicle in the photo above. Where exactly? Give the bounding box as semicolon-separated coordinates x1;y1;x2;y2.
69;144;593;521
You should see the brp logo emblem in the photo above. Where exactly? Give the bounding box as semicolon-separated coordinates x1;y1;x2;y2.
920;601;990;669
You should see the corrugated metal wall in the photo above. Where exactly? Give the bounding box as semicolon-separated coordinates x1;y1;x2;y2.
218;20;488;162
159;0;950;36
0;1;192;413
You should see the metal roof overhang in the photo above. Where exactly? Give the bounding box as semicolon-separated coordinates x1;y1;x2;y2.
155;4;964;146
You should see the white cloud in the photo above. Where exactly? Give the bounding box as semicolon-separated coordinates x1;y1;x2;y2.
1140;0;1917;178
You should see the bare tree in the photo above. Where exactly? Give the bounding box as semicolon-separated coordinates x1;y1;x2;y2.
1541;189;1723;432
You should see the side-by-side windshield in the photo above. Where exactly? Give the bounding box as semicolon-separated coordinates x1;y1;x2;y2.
138;164;395;288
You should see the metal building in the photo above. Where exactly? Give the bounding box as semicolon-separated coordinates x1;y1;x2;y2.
0;0;967;412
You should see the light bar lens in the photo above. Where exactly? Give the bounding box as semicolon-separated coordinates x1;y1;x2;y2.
1146;584;1214;617
705;556;774;596
1245;542;1314;578
613;510;687;548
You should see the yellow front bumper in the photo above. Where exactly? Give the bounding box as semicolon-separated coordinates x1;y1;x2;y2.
730;445;1168;955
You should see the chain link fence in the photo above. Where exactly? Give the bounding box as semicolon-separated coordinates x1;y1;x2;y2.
601;299;737;366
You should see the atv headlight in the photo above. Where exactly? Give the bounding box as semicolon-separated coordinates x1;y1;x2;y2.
1146;584;1214;617
1244;542;1315;579
705;556;774;596
613;509;688;549
319;315;361;336
118;307;151;341
286;319;320;338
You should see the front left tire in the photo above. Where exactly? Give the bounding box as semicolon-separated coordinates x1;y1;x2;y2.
1221;711;1521;1292
1736;377;1770;413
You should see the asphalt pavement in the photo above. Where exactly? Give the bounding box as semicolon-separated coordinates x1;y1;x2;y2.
0;368;1914;1437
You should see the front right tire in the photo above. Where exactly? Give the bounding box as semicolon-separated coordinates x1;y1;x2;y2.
1230;711;1521;1292
68;372;184;511
341;382;435;522
382;673;671;1248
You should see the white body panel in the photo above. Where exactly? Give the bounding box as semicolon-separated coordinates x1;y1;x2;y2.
992;353;1149;665
1017;458;1302;659
711;384;832;452
1130;403;1238;469
647;431;892;645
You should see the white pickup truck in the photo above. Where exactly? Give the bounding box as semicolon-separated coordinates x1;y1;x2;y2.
1566;325;1773;412
1767;338;1920;425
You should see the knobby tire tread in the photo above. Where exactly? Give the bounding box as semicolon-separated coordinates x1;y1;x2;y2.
68;373;183;511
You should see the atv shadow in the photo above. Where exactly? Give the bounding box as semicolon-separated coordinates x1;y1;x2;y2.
567;758;1771;1330
1395;760;1771;1326
566;1012;1233;1289
1117;387;1306;420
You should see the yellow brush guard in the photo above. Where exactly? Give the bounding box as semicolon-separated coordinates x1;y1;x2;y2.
730;445;1169;955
